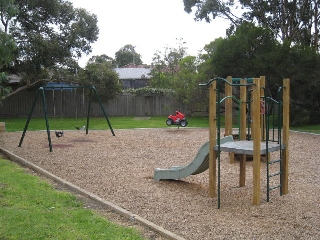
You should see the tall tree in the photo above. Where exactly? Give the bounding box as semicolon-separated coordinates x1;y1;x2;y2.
205;22;320;125
211;22;278;78
0;0;99;97
183;0;320;50
115;44;143;67
183;0;240;25
240;0;319;50
149;38;188;88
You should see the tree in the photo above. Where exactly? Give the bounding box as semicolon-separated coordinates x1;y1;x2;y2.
211;22;278;78
205;22;320;125
197;37;224;79
149;38;188;88
0;30;17;104
88;54;114;65
171;56;209;114
78;60;122;103
0;0;99;98
183;0;240;25
115;44;143;67
240;0;319;50
270;44;320;125
183;0;320;50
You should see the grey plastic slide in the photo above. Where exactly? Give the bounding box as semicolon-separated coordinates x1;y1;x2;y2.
154;135;234;181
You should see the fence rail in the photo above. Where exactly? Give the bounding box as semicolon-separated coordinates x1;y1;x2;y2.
0;89;181;118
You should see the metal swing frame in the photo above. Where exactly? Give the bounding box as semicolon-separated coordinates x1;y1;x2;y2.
18;85;115;152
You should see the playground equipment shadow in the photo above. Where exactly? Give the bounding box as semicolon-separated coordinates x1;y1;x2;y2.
0;128;319;240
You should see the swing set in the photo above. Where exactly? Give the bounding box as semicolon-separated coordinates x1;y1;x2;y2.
18;85;115;152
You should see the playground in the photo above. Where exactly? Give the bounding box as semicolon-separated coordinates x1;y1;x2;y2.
0;128;319;239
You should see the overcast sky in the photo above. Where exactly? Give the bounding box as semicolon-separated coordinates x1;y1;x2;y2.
70;0;230;67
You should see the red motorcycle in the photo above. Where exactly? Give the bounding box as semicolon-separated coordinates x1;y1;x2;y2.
166;110;188;127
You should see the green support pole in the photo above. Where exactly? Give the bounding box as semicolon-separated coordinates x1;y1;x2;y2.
86;87;92;134
86;87;93;135
18;87;53;152
217;80;221;209
93;86;115;136
18;88;41;148
40;87;53;152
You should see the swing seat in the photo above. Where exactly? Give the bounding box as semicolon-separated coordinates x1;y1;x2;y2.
55;131;63;138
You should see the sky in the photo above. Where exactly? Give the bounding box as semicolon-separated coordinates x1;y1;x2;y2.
70;0;231;67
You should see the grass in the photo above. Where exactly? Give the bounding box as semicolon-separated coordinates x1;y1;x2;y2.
0;116;210;132
1;116;319;134
290;125;320;134
0;158;145;240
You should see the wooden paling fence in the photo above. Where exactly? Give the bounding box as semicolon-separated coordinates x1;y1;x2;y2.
0;89;180;118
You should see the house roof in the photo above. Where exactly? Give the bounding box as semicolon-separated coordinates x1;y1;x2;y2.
114;68;151;80
8;74;21;84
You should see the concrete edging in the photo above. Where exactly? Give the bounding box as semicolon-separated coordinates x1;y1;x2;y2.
0;147;186;240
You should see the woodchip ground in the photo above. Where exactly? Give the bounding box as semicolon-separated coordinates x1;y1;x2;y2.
0;128;319;239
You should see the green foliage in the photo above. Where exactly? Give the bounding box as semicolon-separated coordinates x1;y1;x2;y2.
88;54;114;65
0;72;11;104
149;39;210;114
115;44;143;67
211;22;278;77
183;0;239;25
204;22;320;125
149;66;172;88
184;0;319;50
171;56;209;113
123;87;173;96
0;30;17;67
149;38;188;89
0;0;99;86
78;62;122;103
240;0;319;49
0;158;144;240
272;44;320;125
0;30;16;103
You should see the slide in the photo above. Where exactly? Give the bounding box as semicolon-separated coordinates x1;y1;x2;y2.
154;135;234;181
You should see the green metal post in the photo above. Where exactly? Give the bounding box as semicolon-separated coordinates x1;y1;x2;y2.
18;88;41;148
278;87;284;196
18;87;53;152
247;89;253;140
217;80;221;209
40;87;53;152
93;86;115;136
86;87;93;135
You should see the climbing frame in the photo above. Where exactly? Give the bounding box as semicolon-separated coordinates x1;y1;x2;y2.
201;77;290;208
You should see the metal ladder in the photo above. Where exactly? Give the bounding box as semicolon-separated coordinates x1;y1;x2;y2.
267;154;282;202
265;92;283;202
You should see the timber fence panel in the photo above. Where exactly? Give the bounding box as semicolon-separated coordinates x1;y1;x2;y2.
0;90;179;118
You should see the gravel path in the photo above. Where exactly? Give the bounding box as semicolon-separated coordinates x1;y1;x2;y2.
0;128;319;239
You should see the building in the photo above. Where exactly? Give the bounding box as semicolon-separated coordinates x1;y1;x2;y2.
114;66;152;89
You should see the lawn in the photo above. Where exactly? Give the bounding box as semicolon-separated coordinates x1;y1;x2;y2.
1;116;319;134
0;157;144;240
0;116;210;131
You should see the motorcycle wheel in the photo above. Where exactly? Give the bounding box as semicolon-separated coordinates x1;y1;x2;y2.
180;120;188;127
166;118;173;126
